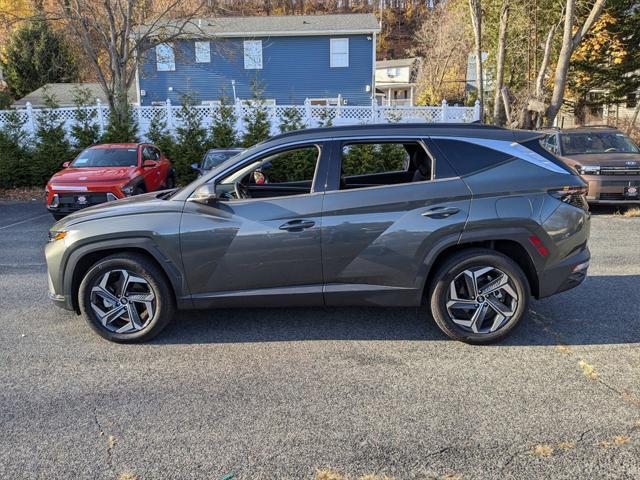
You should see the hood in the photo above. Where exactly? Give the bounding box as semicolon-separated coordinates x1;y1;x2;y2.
49;166;137;184
559;152;640;168
52;190;182;229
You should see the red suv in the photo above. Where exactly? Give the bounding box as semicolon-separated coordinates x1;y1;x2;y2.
46;143;175;219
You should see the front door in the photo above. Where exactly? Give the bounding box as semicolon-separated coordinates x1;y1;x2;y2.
180;142;329;308
320;138;471;306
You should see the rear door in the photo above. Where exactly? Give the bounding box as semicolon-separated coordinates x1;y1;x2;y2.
320;137;471;306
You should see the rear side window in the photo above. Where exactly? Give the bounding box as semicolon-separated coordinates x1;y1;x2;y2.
430;139;514;176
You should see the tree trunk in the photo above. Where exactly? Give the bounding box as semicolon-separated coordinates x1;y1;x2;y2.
544;0;606;126
627;101;640;135
493;0;509;125
535;22;558;100
468;0;484;120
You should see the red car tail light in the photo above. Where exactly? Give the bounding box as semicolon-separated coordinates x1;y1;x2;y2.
529;235;549;257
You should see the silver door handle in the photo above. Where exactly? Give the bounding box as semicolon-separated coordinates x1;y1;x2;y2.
279;219;315;231
421;207;460;218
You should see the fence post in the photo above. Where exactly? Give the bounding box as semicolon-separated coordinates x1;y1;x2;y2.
136;105;143;139
440;99;448;123
96;99;105;136
371;98;377;124
336;94;342;119
234;97;244;135
473;99;481;122
304;98;312;127
26;102;36;136
165;99;173;133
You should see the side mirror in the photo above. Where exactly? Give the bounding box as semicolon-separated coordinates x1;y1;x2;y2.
143;159;158;168
189;183;217;203
191;163;201;172
62;161;70;168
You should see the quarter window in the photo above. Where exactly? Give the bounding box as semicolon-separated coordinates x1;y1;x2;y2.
330;38;349;68
156;43;175;71
195;41;211;63
243;40;263;69
430;139;514;176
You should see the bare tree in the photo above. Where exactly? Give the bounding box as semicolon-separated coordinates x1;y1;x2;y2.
468;0;483;119
492;0;509;125
411;2;470;105
544;0;606;125
44;0;207;133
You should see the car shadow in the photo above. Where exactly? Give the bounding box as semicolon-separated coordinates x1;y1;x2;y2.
154;274;640;347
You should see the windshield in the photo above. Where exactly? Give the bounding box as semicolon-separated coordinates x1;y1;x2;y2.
560;132;640;155
70;148;139;167
202;150;240;170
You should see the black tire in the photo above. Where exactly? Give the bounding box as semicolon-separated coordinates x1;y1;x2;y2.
428;248;530;344
165;174;176;189
78;253;175;343
51;213;66;221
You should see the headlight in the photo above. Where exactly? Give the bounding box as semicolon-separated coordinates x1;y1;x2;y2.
120;180;136;196
48;230;67;242
576;165;600;175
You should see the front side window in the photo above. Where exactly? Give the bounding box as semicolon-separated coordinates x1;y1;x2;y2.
338;142;432;190
195;41;211;63
203;151;241;170
330;38;349;68
156;43;175;71
243;40;263;69
560;132;640;155
219;145;320;200
71;148;139;168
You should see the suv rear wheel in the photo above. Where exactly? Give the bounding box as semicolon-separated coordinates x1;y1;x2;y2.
428;248;530;344
78;253;175;343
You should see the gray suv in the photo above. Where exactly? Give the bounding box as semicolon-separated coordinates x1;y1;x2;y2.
45;124;591;344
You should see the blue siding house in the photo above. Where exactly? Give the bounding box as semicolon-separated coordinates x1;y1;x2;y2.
137;14;381;106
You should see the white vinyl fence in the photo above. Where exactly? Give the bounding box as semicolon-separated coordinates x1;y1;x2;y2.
0;98;481;143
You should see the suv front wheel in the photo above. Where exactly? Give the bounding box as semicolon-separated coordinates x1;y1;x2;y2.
78;253;175;343
428;249;530;344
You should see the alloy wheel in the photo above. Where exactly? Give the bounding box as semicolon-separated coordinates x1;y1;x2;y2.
445;266;518;334
89;269;156;334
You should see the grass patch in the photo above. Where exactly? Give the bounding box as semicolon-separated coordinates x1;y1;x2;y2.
315;470;395;480
622;207;640;218
533;444;554;457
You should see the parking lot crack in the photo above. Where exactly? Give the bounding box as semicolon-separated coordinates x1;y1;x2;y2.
92;406;116;477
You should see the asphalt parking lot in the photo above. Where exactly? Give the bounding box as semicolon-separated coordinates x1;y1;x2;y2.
0;201;638;480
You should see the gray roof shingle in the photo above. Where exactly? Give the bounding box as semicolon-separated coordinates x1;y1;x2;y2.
139;13;380;37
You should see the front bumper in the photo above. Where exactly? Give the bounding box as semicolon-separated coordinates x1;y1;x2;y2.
46;190;122;215
538;247;590;298
47;267;74;311
581;174;640;204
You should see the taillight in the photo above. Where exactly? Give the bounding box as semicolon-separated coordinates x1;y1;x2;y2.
548;186;589;211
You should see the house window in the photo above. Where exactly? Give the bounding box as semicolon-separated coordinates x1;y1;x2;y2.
330;38;349;68
156;43;175;71
243;40;263;69
195;41;210;63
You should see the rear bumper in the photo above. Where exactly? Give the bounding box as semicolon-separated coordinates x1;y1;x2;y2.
538;247;590;298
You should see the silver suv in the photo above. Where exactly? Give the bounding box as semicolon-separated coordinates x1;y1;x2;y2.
46;124;591;344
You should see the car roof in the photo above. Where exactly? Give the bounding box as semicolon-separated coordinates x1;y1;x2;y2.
90;143;141;149
206;148;244;152
263;123;542;147
544;126;621;134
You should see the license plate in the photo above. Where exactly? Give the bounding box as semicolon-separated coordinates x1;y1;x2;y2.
624;186;639;198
